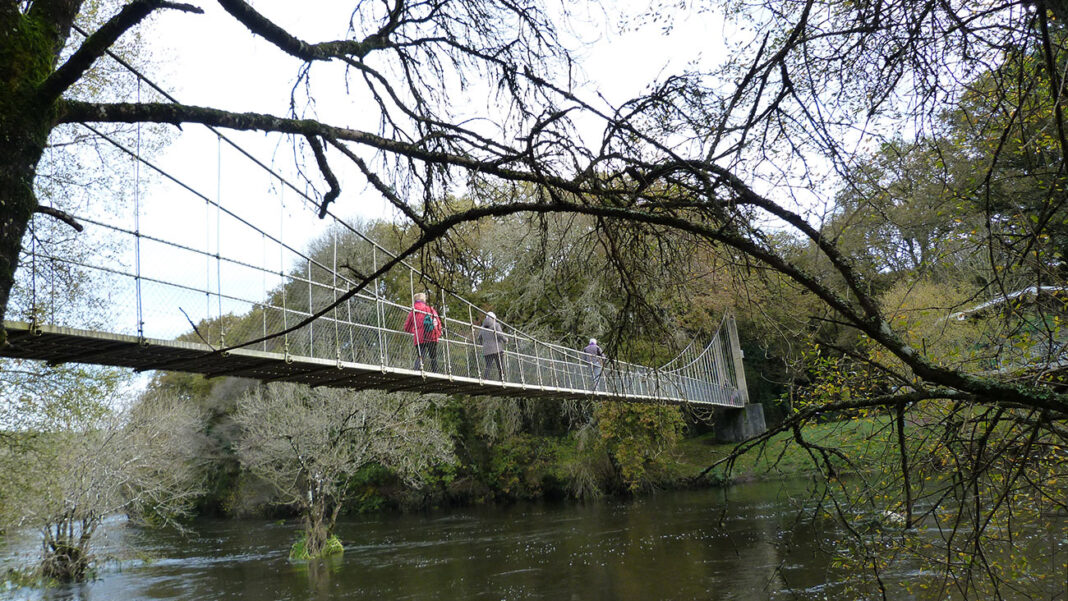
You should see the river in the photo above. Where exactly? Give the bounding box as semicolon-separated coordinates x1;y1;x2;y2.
2;479;1065;600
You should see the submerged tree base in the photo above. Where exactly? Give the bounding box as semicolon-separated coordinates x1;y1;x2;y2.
40;544;91;583
289;534;344;560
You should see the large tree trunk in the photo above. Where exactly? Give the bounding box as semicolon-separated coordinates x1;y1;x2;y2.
296;483;343;559
303;488;330;557
0;158;39;344
41;535;91;581
0;0;83;345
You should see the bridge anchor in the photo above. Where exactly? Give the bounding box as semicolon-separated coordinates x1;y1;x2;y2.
712;403;767;443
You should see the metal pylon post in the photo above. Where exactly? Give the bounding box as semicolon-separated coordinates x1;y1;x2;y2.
727;313;749;405
534;340;544;387
471;304;483;383
513;328;526;388
409;269;421;375
441;288;453;379
374;246;386;371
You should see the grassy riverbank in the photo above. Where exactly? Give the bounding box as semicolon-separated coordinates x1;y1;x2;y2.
675;416;895;485
338;416;896;513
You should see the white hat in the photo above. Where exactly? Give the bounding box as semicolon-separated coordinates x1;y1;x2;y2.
589;338;597;345
487;311;496;319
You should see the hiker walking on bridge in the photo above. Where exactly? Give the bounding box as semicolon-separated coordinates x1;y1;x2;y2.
584;338;606;391
403;292;442;372
478;310;506;381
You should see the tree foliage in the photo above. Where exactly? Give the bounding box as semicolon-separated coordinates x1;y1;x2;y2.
233;383;451;558
0;387;204;581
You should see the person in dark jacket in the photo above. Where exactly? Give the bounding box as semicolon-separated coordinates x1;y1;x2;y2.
478;310;506;381
583;338;606;391
403;292;442;372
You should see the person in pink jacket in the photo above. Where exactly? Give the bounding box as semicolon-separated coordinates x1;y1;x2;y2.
403;292;442;372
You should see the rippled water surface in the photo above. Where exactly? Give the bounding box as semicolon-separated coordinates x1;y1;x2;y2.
1;480;1063;600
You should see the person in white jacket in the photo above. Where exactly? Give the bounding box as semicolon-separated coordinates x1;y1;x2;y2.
583;338;606;391
478;310;506;380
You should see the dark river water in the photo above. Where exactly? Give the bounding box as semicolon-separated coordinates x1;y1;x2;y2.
2;480;1065;600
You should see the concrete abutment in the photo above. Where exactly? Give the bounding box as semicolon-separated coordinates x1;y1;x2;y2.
713;403;767;443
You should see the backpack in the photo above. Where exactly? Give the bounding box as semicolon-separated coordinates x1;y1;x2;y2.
422;312;436;336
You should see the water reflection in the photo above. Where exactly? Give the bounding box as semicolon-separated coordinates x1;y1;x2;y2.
1;480;1063;600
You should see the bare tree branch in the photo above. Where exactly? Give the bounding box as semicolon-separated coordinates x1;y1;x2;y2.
33;205;83;232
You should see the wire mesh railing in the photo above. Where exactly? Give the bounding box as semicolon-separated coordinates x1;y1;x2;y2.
13;230;747;407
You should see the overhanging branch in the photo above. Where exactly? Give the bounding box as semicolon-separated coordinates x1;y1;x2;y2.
57;100;589;194
216;0;384;61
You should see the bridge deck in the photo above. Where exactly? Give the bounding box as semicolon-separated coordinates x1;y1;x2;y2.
1;321;704;404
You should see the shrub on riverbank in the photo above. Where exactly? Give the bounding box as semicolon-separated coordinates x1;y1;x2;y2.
150;369;878;518
201;411;897;519
676;416;895;484
335;415;893;513
0;391;204;583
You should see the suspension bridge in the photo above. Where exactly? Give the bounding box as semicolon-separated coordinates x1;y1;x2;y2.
2;68;752;411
